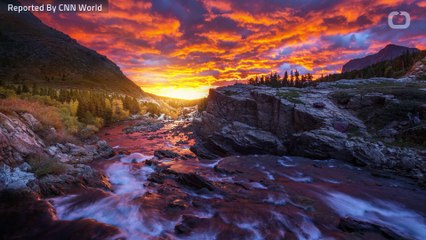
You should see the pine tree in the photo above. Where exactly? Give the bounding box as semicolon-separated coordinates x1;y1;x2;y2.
283;71;288;86
16;85;22;94
295;70;300;81
22;84;30;93
31;83;38;95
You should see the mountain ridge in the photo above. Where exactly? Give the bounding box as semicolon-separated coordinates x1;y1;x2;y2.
0;0;145;98
342;44;419;73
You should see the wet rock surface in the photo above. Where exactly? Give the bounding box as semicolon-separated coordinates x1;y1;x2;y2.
192;81;426;182
0;189;120;240
123;118;165;134
47;140;115;164
176;172;215;191
2;108;426;239
47;120;426;240
338;217;406;240
154;149;180;159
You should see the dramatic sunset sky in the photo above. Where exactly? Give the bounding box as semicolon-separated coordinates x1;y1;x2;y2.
34;0;426;99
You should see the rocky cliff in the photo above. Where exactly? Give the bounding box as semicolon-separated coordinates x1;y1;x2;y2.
0;111;114;195
0;110;125;239
193;79;426;182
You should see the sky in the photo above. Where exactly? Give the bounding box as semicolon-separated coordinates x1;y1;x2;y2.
33;0;426;99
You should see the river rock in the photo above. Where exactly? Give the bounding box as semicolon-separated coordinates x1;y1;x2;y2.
154;149;180;159
174;215;205;235
397;124;426;146
123;118;164;134
167;198;190;210
190;144;220;160
176;173;215;191
332;120;351;133
338;217;406;239
346;93;393;110
47;140;114;163
290;130;352;160
35;164;111;196
378;128;398;138
0;164;36;190
94;140;115;159
0;189;120;239
313;102;325;109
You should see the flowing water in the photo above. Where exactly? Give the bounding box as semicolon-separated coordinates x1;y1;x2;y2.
52;120;426;240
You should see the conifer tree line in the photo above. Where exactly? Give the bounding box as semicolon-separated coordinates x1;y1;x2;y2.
248;70;314;88
317;50;425;82
247;50;425;87
2;83;145;125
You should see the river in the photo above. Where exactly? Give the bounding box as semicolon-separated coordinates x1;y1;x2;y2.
51;120;426;240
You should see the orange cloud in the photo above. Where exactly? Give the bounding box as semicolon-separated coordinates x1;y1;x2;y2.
33;0;426;99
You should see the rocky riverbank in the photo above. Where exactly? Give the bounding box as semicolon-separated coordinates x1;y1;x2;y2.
1;111;425;239
1;78;426;239
0;111;115;196
0;111;120;239
43;118;426;239
192;78;426;183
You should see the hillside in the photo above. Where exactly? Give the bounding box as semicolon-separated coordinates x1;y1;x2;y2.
319;48;426;82
342;44;419;73
0;0;144;97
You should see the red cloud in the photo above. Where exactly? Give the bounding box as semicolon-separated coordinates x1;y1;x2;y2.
33;0;426;98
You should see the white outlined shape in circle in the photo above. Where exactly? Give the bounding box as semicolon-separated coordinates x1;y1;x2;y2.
388;11;410;29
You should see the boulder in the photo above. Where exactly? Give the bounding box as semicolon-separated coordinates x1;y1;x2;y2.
193;85;361;159
35;164;111;196
189;144;220;160
332;120;351;133
0;164;35;190
348;141;387;167
154;150;180;159
123;118;164;134
47;140;114;163
0;189;120;239
95;140;114;159
338;217;405;239
290;130;352;160
176;173;215;191
174;215;203;235
193;84;426;181
378;128;398;138
313;102;326;109
205;121;286;156
346;93;393;110
397;124;426;146
167;198;190;210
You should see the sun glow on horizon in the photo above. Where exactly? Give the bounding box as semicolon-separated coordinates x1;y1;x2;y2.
141;85;213;100
34;1;426;96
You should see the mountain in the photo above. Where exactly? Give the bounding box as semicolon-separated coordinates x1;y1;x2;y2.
342;44;419;73
0;0;144;97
